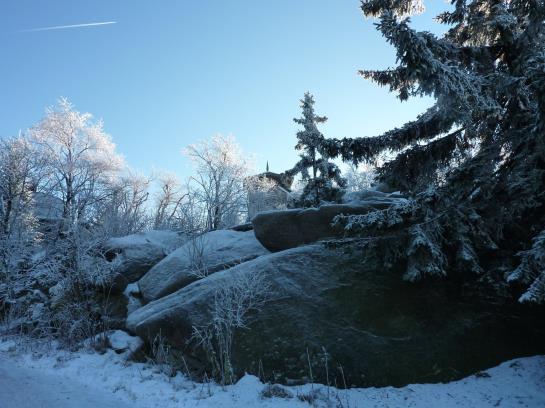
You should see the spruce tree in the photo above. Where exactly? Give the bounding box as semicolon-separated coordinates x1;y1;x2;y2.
288;92;346;207
319;1;545;303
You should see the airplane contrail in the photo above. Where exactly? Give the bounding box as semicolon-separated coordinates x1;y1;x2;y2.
20;21;116;33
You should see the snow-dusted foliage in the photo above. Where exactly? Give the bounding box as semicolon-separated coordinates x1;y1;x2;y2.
343;163;376;192
404;223;446;282
245;174;285;219
286;93;346;207
314;1;545;303
0;136;41;273
191;270;270;385
152;171;187;230
184;135;251;230
0;136;43;327
184;233;211;279
508;229;545;304
335;199;414;234
0;100;136;347
97;171;151;236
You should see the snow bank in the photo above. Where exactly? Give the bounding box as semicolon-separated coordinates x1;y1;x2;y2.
0;340;543;408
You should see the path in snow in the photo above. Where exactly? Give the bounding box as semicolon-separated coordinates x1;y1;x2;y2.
0;342;544;408
0;357;131;408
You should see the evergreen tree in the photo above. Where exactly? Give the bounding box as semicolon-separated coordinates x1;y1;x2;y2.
288;92;346;207
318;1;545;303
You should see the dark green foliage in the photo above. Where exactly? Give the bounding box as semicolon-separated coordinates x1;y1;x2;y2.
287;92;346;207
324;1;545;303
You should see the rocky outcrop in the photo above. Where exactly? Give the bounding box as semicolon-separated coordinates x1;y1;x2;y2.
137;230;269;302
252;195;406;251
104;230;185;289
126;244;545;387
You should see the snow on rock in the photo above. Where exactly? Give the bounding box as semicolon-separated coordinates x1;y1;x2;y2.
85;330;144;355
0;340;544;408
104;230;186;288
107;330;144;355
123;282;144;315
137;229;269;302
341;188;407;206
127;245;338;337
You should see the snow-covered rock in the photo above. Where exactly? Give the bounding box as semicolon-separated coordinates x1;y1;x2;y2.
104;230;185;288
123;283;144;315
127;243;545;387
137;230;269;302
107;330;144;354
252;202;400;251
341;188;406;205
88;330;144;355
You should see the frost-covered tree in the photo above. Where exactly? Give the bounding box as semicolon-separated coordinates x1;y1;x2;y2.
0;136;37;237
245;173;283;219
0;136;41;285
1;100;148;344
184;135;250;230
152;171;188;230
287;92;346;207
318;1;545;303
30;98;124;231
344;163;376;192
98;171;150;236
21;100;127;340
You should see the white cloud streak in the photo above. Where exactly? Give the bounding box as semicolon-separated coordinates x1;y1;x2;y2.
21;21;116;33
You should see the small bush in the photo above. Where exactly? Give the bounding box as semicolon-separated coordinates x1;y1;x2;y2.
191;270;271;385
261;384;293;400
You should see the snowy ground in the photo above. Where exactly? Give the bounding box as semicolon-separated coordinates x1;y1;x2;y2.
0;339;544;408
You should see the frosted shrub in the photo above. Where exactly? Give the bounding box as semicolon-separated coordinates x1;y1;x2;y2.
191;270;271;385
185;234;210;279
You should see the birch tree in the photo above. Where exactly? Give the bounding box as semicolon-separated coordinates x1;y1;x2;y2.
152;171;188;230
30;97;124;231
184;135;250;230
0;136;41;274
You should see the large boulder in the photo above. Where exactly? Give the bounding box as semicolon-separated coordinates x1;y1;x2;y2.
104;230;185;288
127;244;545;387
252;195;406;251
137;230;269;302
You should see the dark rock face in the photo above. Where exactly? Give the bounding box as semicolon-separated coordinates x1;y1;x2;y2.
230;222;254;232
126;244;545;387
101;292;129;330
252;203;396;252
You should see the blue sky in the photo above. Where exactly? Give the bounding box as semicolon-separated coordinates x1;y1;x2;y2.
0;1;449;178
